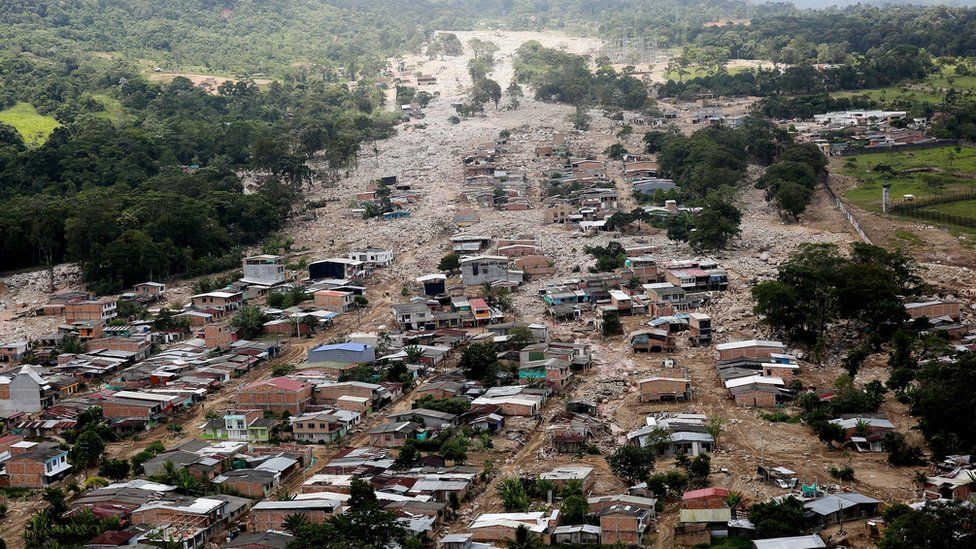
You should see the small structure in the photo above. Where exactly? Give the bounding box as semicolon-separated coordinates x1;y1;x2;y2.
639;376;692;402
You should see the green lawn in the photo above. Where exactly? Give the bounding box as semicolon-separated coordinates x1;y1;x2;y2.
926;198;976;217
0;102;60;146
842;146;976;212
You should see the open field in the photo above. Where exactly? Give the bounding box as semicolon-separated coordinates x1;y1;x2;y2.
0;102;60;146
841;145;976;213
832;63;976;105
89;93;136;125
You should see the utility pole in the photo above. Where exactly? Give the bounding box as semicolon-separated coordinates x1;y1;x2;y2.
882;182;892;215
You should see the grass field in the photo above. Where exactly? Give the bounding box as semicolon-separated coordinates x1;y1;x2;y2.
842;146;976;213
831;63;976;106
0;102;60;146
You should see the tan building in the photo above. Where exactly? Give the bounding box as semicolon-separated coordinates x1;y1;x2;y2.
544;203;573;224
236;377;313;414
715;340;785;361
314;290;355;313
0;441;71;488
64;299;117;324
190;291;243;312
599;505;652;545
639;377;692;402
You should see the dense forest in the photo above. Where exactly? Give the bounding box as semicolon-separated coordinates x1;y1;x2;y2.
0;52;392;292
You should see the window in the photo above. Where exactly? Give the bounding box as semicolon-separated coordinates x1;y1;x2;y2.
319;423;326;429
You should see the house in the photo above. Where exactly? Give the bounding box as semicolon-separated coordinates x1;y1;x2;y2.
802;492;882;526
213;468;278;498
599;504;652;545
588;494;657;515
459;256;523;286
552;524;601;545
639;376;692;402
627;415;714;457
752;535;826;549
388;409;459;434
414;380;463;400
314;290;355;313
251;499;340;531
190;291;243;312
629;329;675;352
905;300;961;321
417;274;447;296
242;255;286;286
308;343;375;365
65;298;117;323
291;411;352;443
688;313;712;345
0;365;56;413
134;282;166;298
348;248;394;268
469;511;558;544
309;258;365;281
236;378;313;414
394;303;435;331
518;358;572;391
201;410;274;442
715;340;786;361
725;375;785;407
0;342;28;364
924;468;975;501
227;531;293;549
680;487;732;536
828;416;896;452
539;466;595;493
101;391;182;424
470;393;543;417
0;441;71;488
623;160;659;179
367;421;423;447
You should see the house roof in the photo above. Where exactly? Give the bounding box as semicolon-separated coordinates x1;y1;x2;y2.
242;377;309;392
803;492;881;516
682;486;731;500
715;340;785;351
828;417;895;430
751;535;826;549
311;342;370;353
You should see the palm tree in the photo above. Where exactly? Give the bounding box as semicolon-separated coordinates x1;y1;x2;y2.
282;512;309;534
507;525;543;549
724;491;744;519
497;477;530;512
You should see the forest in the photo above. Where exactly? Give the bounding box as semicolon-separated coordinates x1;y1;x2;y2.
0;51;392;292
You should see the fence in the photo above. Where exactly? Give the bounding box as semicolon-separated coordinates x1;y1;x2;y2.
823;177;873;244
889;188;976;229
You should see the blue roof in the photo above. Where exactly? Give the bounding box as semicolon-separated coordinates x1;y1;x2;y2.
312;342;370;353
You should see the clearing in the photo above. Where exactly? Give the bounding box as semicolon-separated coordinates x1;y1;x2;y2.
832;63;976;105
0;102;60;146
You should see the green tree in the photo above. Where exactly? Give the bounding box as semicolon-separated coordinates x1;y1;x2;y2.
282;512;309;534
70;428;106;470
688;195;741;252
440;435;470;463
507;524;544;549
560;494;590;524
608;445;655;485
878;502;976;549
438;252;461;272
602;311;623;337
748;496;807;538
98;458;131;481
459;342;499;383
231;305;267;339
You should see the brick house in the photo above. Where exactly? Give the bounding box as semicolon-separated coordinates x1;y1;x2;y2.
213;469;278;498
290;411;349;443
414;380;463;400
190;291;243;312
715;340;786;361
598;505;652;545
65;298;117;323
236;377;313;414
639;376;692;402
0;441;71;488
250;499;339;531
314;290;355;313
367;421;422;447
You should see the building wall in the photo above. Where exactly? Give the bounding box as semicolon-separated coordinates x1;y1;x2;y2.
639;379;690;402
600;514;641;545
718;345;781;361
101;401;156;420
733;391;777;408
4;458;45;487
237;386;313;414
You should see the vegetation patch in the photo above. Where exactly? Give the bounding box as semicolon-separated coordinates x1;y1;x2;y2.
0;102;60;146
